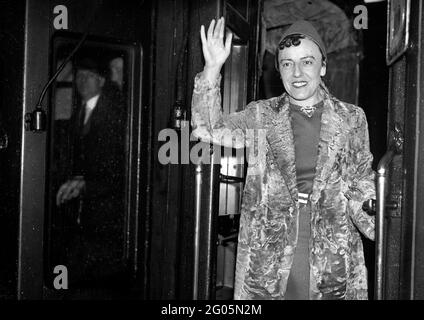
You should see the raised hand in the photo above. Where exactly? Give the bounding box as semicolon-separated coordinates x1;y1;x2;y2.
56;176;86;206
200;17;233;82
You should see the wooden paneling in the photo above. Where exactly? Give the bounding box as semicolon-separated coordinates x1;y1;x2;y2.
149;0;191;299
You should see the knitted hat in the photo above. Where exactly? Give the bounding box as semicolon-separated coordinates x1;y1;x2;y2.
278;20;327;61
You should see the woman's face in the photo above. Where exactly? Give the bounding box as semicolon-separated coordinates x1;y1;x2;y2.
278;38;326;106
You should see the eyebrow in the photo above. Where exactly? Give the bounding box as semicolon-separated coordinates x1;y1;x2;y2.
301;56;316;60
280;56;317;62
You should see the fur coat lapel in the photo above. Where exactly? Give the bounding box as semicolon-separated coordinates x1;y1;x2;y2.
266;95;298;204
310;94;347;203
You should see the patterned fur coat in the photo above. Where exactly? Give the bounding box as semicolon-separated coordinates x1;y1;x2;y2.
191;72;376;300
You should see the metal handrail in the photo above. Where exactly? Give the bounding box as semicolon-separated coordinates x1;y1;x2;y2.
375;149;395;300
193;164;203;299
375;124;403;300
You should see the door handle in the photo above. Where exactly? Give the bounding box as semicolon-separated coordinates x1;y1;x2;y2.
362;197;399;214
219;174;244;184
362;199;376;214
375;124;403;300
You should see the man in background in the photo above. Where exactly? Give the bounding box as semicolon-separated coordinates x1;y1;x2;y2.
56;52;126;289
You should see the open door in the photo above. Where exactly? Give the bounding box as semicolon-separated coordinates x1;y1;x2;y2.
377;0;424;300
181;0;263;300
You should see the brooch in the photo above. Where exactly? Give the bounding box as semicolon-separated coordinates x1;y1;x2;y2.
300;105;317;117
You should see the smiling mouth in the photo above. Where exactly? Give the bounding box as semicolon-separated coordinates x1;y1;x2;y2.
292;81;308;88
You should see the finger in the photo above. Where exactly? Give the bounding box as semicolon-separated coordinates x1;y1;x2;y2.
200;25;207;45
65;179;81;200
56;183;68;206
78;180;86;191
207;19;215;41
200;26;211;61
61;189;71;202
68;179;79;190
219;17;225;39
61;183;74;202
69;187;80;200
224;32;233;55
75;180;85;193
215;18;223;38
214;17;223;38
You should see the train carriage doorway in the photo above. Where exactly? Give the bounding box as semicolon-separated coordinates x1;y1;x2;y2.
191;0;391;300
183;0;263;300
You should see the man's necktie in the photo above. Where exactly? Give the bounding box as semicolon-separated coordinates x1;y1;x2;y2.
79;103;87;130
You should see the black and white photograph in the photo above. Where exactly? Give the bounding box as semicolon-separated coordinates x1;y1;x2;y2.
0;0;423;311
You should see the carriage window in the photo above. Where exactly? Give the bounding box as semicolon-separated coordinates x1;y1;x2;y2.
45;33;141;296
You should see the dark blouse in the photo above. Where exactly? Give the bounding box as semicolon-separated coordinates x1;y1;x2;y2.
289;101;323;195
285;101;323;300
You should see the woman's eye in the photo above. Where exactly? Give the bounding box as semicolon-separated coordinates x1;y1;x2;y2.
282;62;291;68
303;60;313;65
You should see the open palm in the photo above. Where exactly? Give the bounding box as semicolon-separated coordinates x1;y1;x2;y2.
201;17;233;70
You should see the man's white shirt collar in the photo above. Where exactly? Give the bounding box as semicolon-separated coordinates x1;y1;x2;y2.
83;94;100;124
